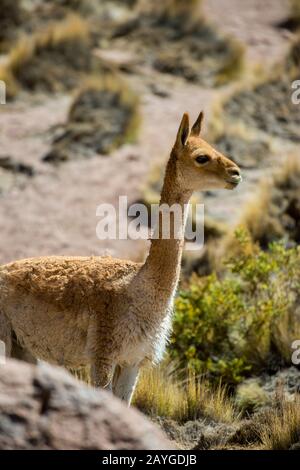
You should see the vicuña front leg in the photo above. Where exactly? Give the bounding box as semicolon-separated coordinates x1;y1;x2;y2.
112;365;140;405
91;359;115;391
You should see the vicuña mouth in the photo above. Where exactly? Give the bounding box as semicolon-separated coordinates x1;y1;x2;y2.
225;176;242;190
227;180;239;187
226;175;242;186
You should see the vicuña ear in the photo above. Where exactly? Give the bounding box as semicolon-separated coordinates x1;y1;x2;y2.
176;113;190;148
191;111;204;136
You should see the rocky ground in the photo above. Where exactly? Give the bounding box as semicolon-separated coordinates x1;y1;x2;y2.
0;0;295;266
159;367;300;450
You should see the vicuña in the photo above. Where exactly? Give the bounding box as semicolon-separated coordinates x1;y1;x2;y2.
0;112;242;404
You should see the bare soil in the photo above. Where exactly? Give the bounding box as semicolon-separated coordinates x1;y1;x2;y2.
0;0;293;267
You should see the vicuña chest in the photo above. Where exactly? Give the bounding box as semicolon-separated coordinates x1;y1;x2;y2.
117;285;177;366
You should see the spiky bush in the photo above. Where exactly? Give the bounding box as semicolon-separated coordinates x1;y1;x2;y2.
170;230;300;384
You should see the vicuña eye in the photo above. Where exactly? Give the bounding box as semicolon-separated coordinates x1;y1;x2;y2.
195;155;210;165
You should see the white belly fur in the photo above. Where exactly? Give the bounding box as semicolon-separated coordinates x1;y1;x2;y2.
119;305;173;367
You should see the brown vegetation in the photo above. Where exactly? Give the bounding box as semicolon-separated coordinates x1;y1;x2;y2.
216;35;300;144
281;0;300;31
111;1;244;86
133;364;300;450
0;0;23;50
133;365;236;424
43;74;140;163
0;15;93;97
260;392;300;450
0;156;34;195
223;155;300;252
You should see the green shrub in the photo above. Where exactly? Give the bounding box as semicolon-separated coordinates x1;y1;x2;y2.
170;230;300;384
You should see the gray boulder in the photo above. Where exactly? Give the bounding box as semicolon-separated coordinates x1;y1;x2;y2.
0;359;173;450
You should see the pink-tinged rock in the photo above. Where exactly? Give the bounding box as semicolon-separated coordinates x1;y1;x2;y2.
0;359;173;450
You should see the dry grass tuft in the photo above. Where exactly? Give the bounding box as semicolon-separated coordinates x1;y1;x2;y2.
0;14;91;97
207;74;268;142
289;0;300;26
222;155;300;254
0;0;23;47
69;366;91;384
138;0;202;18
215;38;245;85
133;365;236;424
51;0;84;8
260;391;300;450
212;123;271;170
156;0;203;23
69;361;237;425
43;73;140;163
235;379;270;414
286;34;300;78
210;41;300;144
272;307;300;363
72;74;140;146
114;0;243;87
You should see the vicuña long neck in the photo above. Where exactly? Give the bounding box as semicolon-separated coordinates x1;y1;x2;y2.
141;150;192;299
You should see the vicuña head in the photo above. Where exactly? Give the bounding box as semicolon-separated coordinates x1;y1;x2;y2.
172;111;242;192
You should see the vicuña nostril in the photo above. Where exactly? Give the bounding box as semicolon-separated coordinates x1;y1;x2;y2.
228;169;240;177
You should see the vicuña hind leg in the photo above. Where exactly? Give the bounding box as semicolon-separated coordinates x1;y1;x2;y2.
11;334;37;364
113;365;140;405
0;311;12;359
